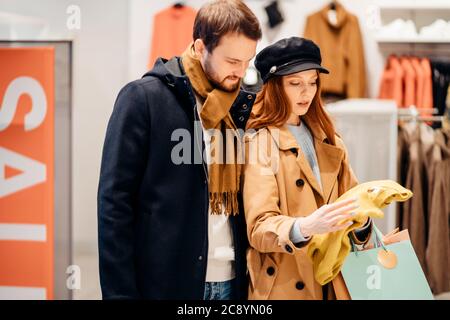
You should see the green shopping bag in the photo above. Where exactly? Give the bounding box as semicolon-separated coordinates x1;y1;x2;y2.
341;224;434;300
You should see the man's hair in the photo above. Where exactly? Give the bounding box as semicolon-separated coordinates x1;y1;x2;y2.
193;0;262;53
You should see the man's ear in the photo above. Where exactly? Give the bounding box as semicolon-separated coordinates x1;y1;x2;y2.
193;39;206;59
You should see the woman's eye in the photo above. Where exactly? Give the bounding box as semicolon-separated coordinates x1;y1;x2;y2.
229;61;238;65
290;82;300;86
309;82;317;86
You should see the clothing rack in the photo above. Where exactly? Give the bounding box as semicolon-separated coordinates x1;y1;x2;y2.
397;107;439;115
378;43;450;57
398;106;444;122
399;115;444;122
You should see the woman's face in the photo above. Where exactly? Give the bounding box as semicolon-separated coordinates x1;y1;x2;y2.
282;69;318;120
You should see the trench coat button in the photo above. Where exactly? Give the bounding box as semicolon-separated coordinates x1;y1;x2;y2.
239;116;245;122
285;244;293;253
242;104;248;110
247;94;253;100
296;281;305;290
198;255;203;261
296;179;305;187
266;266;275;276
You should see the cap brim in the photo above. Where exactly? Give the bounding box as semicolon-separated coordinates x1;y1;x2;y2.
274;61;330;76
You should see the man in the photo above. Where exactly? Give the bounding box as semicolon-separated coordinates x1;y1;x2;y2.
98;0;262;299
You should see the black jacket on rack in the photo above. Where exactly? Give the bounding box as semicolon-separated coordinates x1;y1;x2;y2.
97;57;255;299
431;59;450;129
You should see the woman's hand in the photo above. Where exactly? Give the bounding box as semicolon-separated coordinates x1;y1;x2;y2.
298;197;358;238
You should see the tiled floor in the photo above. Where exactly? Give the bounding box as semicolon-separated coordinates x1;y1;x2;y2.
73;253;450;300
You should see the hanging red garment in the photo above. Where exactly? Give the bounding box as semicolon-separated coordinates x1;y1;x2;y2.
421;58;434;110
148;5;197;69
411;57;425;108
400;57;416;108
378;55;404;107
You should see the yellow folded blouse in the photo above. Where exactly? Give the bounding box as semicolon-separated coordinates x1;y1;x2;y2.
307;180;413;285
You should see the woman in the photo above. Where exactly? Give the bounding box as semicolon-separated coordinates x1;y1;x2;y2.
242;37;372;300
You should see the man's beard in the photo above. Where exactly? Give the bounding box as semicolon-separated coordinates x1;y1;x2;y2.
204;57;241;92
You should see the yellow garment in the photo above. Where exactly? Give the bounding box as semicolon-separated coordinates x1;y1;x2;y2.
307;180;413;285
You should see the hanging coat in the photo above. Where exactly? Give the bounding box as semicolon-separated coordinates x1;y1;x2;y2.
304;2;366;98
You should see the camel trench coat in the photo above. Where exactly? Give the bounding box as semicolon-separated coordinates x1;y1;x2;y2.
242;119;370;300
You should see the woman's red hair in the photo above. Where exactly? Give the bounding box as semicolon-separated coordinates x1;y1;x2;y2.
246;72;337;146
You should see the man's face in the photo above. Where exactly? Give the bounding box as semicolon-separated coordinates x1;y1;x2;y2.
194;33;257;92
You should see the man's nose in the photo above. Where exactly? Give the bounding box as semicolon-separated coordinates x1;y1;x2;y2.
234;62;249;78
234;69;245;79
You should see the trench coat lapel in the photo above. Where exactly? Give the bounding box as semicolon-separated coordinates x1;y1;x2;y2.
314;139;344;203
268;122;345;203
267;125;324;198
307;119;345;203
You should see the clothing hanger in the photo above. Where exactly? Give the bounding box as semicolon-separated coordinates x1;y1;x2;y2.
328;1;338;25
173;2;185;8
329;1;337;11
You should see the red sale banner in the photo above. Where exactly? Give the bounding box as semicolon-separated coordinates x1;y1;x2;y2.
0;47;54;299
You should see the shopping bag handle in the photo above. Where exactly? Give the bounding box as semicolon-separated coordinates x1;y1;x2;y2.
372;224;388;251
350;223;388;254
349;223;399;269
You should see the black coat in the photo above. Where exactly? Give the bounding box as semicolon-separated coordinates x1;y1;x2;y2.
97;57;256;299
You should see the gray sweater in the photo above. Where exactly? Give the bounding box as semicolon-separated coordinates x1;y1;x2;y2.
287;122;323;191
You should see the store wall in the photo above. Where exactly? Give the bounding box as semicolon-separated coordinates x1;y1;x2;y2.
1;0;390;261
0;0;129;256
2;0;449;299
128;0;385;98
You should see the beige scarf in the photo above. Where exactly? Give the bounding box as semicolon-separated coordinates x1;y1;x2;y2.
181;44;242;216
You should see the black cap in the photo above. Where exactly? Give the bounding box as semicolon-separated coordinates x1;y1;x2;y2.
255;37;329;83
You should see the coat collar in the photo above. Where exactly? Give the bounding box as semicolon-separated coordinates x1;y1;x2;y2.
266;119;345;203
144;57;256;130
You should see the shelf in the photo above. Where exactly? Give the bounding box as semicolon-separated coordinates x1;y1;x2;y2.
375;36;450;44
377;0;450;10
